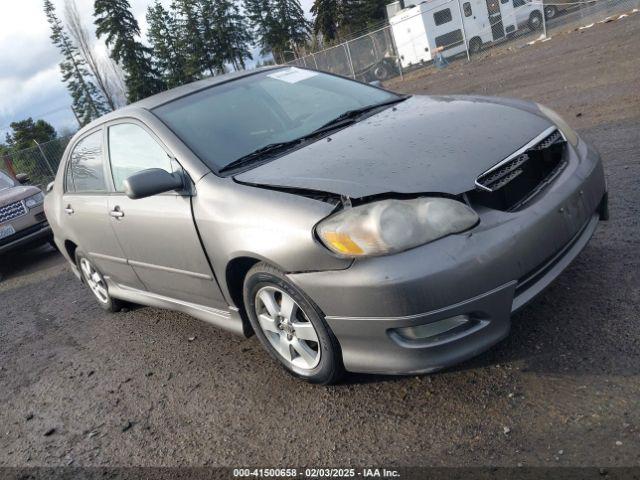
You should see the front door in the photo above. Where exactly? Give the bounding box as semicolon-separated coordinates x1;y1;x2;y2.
61;128;143;289
485;0;505;39
105;122;225;309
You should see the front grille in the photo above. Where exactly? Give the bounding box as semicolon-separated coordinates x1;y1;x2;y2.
0;200;27;224
471;128;566;211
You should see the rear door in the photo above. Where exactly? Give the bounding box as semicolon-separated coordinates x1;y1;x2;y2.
104;121;225;309
486;0;506;39
60;128;143;289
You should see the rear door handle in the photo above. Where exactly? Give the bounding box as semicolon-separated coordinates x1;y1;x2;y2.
109;207;124;218
65;205;74;215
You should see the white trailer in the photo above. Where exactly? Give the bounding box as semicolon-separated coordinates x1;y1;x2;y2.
389;0;543;68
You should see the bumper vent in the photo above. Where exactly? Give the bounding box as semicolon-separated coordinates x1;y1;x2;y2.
471;127;567;211
0;200;27;224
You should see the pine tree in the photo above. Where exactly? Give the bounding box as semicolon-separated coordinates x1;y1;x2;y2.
340;0;387;36
172;0;211;78
146;1;193;88
94;0;165;103
44;0;107;126
202;0;253;71
311;0;339;42
246;0;310;61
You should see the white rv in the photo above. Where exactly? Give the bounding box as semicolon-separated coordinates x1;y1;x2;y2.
389;0;543;67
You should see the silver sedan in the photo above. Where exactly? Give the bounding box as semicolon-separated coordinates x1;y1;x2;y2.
45;67;607;384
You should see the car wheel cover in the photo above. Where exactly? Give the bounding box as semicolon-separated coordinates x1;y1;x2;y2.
255;286;321;370
80;257;110;304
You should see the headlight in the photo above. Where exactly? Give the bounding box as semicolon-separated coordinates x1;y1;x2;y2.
24;192;45;209
536;103;579;147
316;197;479;257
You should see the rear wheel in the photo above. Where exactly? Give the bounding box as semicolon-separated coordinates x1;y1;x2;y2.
76;250;123;312
243;262;344;384
529;11;543;30
544;5;557;18
468;37;483;55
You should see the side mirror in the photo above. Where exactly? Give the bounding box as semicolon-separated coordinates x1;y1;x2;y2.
123;168;184;200
15;173;30;184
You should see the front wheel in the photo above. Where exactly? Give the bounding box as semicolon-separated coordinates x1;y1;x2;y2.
243;262;344;384
76;250;124;312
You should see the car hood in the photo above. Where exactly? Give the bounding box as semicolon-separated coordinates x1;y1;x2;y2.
0;185;41;206
234;95;553;198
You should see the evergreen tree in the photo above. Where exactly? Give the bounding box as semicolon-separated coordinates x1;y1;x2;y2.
311;0;339;42
146;1;193;88
246;0;310;61
44;0;107;126
5;118;58;152
340;0;387;36
172;0;211;78
202;0;253;71
94;0;165;103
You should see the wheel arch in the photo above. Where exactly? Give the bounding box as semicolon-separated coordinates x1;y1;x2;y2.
225;256;262;335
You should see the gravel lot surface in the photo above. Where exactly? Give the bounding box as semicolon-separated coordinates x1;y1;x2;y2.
1;13;639;468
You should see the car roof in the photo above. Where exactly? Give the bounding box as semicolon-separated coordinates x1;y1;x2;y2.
73;65;284;137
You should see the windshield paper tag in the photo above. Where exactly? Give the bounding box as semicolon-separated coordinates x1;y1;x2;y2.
267;67;318;84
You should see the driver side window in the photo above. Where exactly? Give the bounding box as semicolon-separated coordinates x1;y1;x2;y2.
108;123;173;192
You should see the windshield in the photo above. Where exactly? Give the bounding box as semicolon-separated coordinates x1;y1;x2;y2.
153;68;398;173
0;171;15;190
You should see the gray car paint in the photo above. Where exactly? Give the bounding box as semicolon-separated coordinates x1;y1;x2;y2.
235;95;553;197
44;67;607;375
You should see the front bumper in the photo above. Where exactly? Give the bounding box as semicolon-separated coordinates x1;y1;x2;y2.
288;139;607;374
0;221;52;256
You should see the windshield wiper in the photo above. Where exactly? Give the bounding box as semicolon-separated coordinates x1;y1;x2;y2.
312;96;409;135
219;139;303;173
219;96;409;174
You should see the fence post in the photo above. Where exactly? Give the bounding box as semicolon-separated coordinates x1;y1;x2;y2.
311;53;319;70
542;2;548;39
387;25;404;81
344;42;356;79
33;140;56;176
456;0;471;61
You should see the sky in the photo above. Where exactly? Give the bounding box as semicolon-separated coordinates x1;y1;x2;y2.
0;0;314;141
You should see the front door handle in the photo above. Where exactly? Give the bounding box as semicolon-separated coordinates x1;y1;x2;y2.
109;207;124;219
65;205;74;215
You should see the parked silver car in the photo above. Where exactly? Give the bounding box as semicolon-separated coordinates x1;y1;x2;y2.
45;67;607;383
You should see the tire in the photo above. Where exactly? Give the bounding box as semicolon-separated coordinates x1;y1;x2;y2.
468;37;483;55
544;5;557;19
529;11;543;30
243;262;344;384
75;250;124;313
373;63;390;81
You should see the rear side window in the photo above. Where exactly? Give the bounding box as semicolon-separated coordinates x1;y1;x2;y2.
66;131;106;193
434;8;452;25
108;123;173;192
463;2;472;16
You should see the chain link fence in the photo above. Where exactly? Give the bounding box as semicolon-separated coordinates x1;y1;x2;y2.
288;0;639;82
1;135;72;188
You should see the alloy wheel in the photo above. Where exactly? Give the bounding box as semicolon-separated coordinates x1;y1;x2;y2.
80;257;110;304
254;286;321;370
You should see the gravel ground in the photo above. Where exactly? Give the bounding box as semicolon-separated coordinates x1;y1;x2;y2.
1;13;639;468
